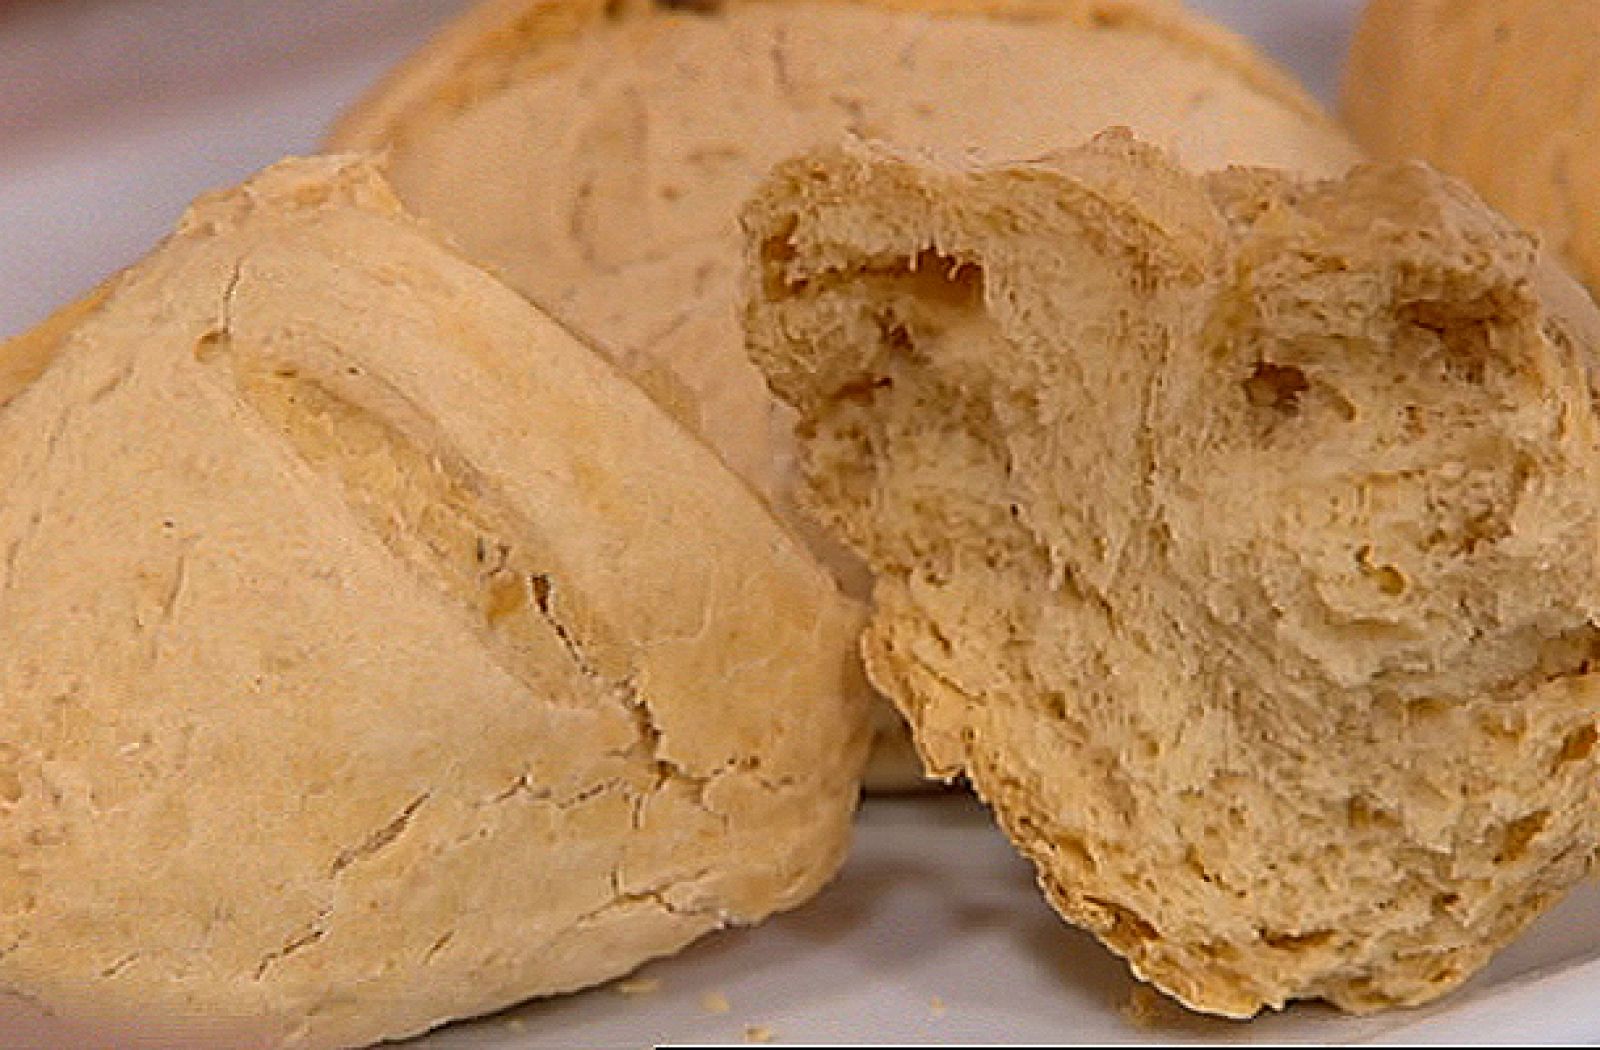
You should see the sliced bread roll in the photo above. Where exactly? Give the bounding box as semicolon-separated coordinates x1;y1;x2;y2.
742;131;1600;1016
327;0;1363;789
0;155;867;1049
1344;0;1600;299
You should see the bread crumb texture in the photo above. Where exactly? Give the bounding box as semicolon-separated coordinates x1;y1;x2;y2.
743;131;1600;1017
327;0;1361;791
0;155;868;1049
1344;0;1600;299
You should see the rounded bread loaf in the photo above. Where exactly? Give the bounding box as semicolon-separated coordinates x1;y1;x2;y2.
327;0;1363;789
0;155;867;1049
741;131;1600;1016
1344;0;1600;299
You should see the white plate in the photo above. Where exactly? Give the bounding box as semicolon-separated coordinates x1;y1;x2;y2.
3;1;1598;1046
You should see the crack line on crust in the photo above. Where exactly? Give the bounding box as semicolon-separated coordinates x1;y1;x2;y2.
192;260;752;842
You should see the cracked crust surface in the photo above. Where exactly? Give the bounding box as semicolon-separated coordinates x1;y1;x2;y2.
742;133;1600;1016
0;155;867;1049
1343;0;1600;300
326;0;1361;790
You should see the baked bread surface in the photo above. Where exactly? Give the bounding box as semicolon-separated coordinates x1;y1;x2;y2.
743;131;1600;1016
1344;0;1600;299
0;155;867;1049
327;0;1362;789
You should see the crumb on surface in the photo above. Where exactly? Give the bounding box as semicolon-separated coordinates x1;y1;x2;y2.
617;976;662;997
1120;983;1166;1029
744;1023;775;1043
701;990;732;1015
929;995;946;1017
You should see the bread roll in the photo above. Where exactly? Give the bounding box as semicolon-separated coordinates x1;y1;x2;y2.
742;131;1600;1016
327;0;1362;790
1344;0;1600;299
0;155;867;1049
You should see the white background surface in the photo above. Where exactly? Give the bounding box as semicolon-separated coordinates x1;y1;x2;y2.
2;1;1598;1046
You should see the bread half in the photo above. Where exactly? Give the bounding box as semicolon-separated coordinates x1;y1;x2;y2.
327;0;1363;790
0;155;867;1048
743;131;1600;1015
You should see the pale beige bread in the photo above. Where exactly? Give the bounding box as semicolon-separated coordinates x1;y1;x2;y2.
0;155;868;1049
1344;0;1600;299
742;131;1600;1016
327;0;1363;790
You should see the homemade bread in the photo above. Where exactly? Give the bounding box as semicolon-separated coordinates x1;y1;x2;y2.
1344;0;1600;298
328;0;1363;789
743;132;1600;1015
0;155;867;1049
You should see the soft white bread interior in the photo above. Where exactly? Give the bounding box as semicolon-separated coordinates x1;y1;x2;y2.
0;155;867;1049
743;131;1600;1016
